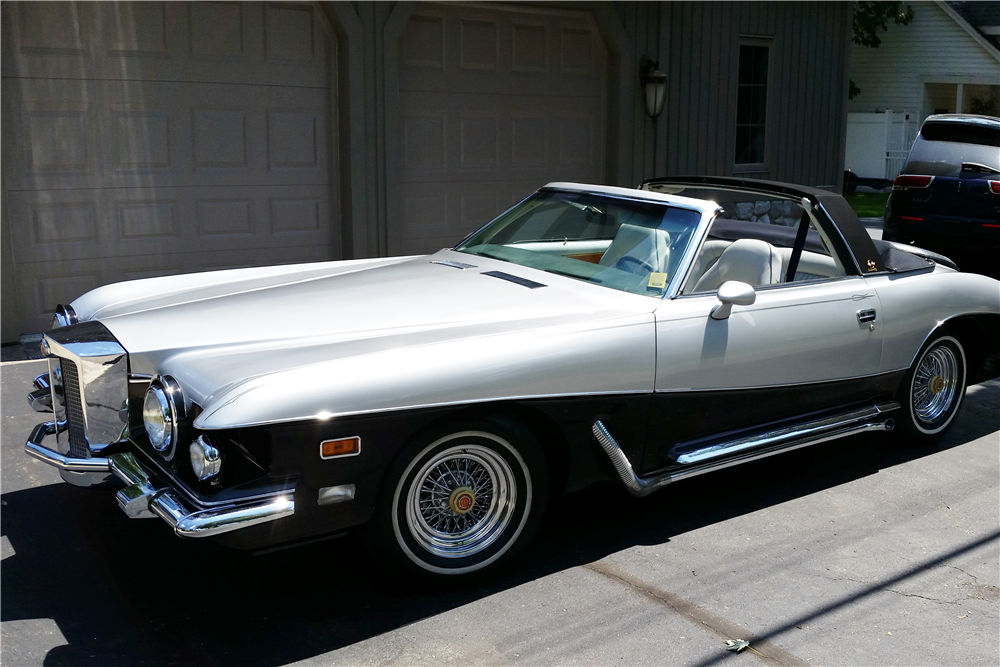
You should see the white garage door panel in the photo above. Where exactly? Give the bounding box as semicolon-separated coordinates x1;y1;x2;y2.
1;1;337;335
3;78;331;191
16;245;336;329
1;2;331;89
400;90;602;183
398;180;535;251
6;184;333;263
395;3;606;256
400;5;604;96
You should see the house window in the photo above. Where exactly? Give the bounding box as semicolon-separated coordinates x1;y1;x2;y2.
735;44;769;165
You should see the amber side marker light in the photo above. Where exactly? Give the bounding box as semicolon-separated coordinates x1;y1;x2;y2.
320;436;361;459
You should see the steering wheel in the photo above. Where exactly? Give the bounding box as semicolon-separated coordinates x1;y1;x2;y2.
614;256;655;275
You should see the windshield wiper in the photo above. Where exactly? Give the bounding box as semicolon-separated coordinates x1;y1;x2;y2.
472;248;510;262
544;268;602;283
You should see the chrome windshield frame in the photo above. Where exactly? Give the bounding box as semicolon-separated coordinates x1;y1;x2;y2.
663;205;722;299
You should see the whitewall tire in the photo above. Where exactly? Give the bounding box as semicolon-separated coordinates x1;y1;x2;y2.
365;417;548;581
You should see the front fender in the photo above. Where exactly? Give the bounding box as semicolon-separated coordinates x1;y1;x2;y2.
188;314;656;429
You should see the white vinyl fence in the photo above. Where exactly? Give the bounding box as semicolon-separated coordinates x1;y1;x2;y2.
846;111;918;180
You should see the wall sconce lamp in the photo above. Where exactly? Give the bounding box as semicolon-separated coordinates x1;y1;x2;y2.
641;58;667;119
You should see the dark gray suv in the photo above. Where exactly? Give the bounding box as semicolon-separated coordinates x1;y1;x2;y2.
883;114;1000;267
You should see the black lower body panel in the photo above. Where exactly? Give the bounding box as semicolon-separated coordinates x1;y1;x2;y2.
209;373;909;548
642;372;906;472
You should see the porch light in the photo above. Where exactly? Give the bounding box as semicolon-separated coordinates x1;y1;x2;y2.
641;58;667;119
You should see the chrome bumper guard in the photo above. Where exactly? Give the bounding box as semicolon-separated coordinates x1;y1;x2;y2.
25;422;111;472
25;422;294;539
28;373;53;412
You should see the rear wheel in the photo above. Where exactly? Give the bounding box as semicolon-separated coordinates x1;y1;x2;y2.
365;417;548;581
893;333;967;443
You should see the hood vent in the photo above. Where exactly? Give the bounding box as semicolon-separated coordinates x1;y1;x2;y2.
430;260;477;270
481;271;547;289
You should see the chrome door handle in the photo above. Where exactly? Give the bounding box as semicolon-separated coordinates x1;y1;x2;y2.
857;308;876;324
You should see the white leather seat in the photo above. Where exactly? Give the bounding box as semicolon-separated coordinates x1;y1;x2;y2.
685;240;730;288
775;247;844;280
692;238;783;292
599;224;671;275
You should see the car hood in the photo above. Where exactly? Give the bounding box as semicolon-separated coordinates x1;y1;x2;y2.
75;250;658;428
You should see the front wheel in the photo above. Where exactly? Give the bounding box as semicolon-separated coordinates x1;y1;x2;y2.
365;418;548;581
893;333;967;443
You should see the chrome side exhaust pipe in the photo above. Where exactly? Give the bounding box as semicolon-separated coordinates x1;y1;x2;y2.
593;405;897;498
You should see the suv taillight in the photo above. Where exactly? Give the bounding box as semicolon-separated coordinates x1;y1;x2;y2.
893;175;934;190
989;180;1000;195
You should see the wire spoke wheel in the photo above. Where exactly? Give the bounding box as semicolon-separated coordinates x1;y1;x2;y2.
895;333;967;442
406;444;516;558
912;345;958;425
370;422;549;580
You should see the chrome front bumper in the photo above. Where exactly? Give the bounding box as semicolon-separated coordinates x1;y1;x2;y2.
25;422;112;472
25;422;295;539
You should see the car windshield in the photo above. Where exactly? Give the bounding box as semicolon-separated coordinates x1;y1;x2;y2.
455;190;703;297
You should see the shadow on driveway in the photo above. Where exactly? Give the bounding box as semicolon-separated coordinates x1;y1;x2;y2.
2;380;998;667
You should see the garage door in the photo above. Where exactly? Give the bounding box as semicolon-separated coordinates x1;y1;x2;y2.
394;3;607;255
1;2;338;335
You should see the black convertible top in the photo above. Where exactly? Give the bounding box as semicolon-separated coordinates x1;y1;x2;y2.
641;176;887;274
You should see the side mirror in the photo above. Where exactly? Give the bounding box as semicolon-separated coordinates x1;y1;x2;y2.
711;281;756;320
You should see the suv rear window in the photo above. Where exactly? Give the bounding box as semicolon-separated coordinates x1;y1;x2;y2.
903;122;1000;175
920;122;1000;147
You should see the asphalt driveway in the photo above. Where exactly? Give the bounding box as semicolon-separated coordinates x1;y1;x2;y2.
2;358;997;666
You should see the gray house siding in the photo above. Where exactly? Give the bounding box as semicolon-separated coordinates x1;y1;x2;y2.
1;1;851;340
617;1;852;189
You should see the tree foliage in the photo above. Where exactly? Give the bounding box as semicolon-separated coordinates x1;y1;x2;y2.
853;1;915;47
850;1;915;99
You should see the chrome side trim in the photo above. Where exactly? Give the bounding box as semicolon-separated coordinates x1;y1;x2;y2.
653;369;904;392
109;453;295;538
675;402;899;465
593;403;899;497
24;422;111;472
195;389;651;429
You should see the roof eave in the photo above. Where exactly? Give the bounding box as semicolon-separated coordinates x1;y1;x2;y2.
936;0;1000;63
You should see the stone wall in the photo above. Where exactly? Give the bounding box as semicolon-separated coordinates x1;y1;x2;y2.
728;199;802;226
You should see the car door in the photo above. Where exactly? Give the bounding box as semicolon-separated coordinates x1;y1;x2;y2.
642;230;886;472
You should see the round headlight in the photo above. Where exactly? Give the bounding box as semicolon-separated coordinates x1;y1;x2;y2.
142;376;186;457
143;385;171;450
189;436;221;481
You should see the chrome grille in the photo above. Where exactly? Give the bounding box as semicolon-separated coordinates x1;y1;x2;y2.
60;359;89;458
42;322;128;458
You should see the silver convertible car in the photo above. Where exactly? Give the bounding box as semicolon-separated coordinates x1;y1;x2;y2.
25;177;1000;580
